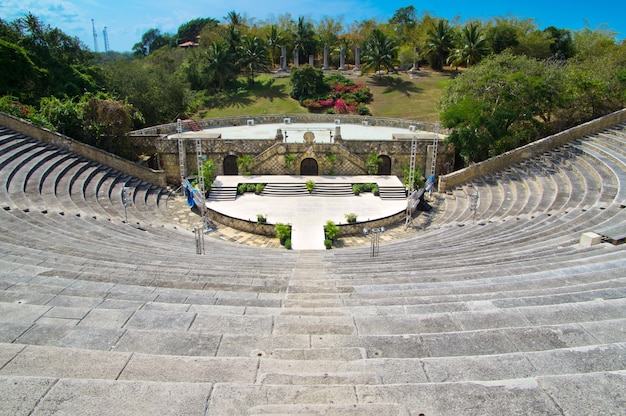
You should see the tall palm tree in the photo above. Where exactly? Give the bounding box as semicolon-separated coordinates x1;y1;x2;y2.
265;25;284;67
203;41;235;91
224;10;244;27
361;28;398;75
447;22;491;68
425;19;456;71
238;36;271;82
292;16;317;60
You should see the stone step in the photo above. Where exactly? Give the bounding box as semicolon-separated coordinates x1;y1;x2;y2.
247;403;410;416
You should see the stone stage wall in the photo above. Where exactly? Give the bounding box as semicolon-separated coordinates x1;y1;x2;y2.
129;115;454;185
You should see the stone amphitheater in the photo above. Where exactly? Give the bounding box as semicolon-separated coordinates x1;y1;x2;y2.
1;109;625;415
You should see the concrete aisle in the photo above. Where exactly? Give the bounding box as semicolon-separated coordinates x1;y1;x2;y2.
291;222;326;250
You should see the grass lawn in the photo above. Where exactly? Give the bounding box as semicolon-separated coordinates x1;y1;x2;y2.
195;70;453;122
365;70;453;122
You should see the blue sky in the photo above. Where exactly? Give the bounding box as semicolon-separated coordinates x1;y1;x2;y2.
1;0;624;52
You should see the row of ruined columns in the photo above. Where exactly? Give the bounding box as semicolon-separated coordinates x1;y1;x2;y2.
278;45;361;72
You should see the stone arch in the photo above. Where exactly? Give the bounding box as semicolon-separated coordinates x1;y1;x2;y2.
223;155;238;175
300;158;318;175
378;155;392;175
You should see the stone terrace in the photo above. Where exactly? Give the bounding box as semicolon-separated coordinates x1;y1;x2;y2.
0;120;625;415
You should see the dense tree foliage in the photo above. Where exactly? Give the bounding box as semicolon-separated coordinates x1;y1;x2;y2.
0;13;101;103
440;45;626;164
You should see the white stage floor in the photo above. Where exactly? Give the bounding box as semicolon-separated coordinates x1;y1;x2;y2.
206;176;407;250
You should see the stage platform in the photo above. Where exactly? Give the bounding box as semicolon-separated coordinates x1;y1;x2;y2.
206;176;407;250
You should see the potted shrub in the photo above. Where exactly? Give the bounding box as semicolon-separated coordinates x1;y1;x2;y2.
257;214;267;223
305;179;315;193
345;213;358;223
275;223;292;246
324;220;339;242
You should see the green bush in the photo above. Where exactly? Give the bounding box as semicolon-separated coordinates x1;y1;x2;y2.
255;183;265;194
257;214;266;223
352;184;363;195
275;223;292;245
324;239;333;249
357;105;371;116
305;180;315;192
237;183;247;194
246;183;256;192
324;220;339;241
284;238;292;249
345;213;358;223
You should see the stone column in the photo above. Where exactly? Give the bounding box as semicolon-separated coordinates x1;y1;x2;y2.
323;45;330;70
293;48;299;67
334;126;343;143
354;47;361;71
279;45;287;71
275;128;284;142
338;48;346;70
309;54;314;66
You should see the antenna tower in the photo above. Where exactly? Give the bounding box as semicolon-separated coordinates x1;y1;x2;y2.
91;19;99;52
103;27;110;53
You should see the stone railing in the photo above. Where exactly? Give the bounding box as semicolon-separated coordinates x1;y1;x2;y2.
437;108;626;192
0;112;168;188
130;114;447;137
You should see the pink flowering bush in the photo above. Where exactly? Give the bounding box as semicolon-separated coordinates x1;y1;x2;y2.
298;74;371;114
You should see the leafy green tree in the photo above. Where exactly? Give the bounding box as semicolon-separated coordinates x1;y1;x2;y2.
176;18;218;44
544;26;575;60
289;65;328;100
389;5;417;44
361;28;399;75
562;42;626;123
485;19;519;54
425;19;456;70
102;58;188;126
440;53;568;164
0;39;42;100
572;24;619;60
82;94;141;155
316;16;343;50
133;28;172;56
38;95;85;138
447;22;491;68
5;13;100;101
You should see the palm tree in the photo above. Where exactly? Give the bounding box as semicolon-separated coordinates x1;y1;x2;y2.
224;10;244;27
265;25;284;67
203;41;235;91
292;16;317;60
425;19;456;71
238;36;271;82
447;22;491;68
361;28;398;75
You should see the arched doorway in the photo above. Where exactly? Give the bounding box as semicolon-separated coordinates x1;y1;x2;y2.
223;155;238;175
378;155;392;175
300;158;318;175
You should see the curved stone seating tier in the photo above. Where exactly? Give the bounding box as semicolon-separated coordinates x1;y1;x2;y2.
1;122;626;415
